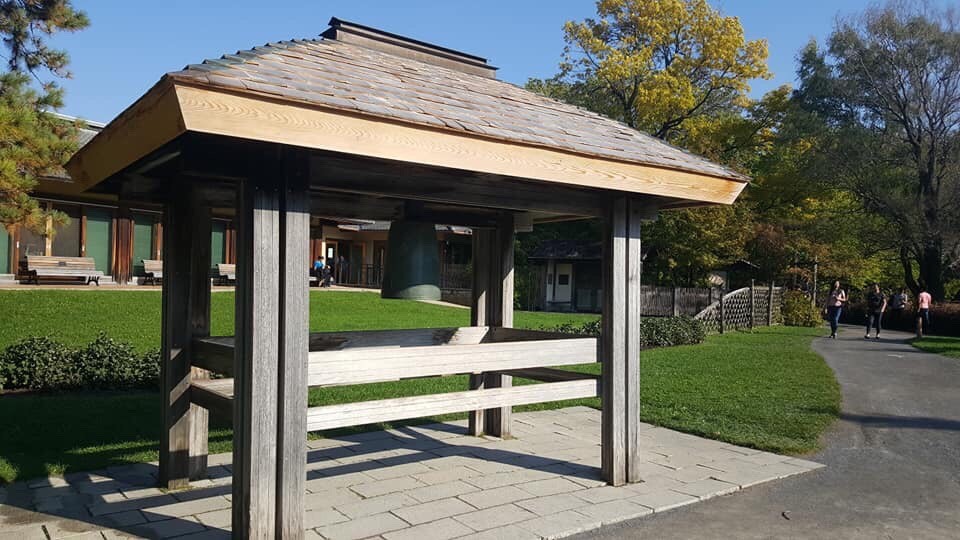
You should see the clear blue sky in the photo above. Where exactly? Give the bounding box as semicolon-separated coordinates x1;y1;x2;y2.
53;0;879;123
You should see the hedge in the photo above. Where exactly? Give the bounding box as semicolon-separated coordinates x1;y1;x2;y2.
0;333;159;392
782;290;822;327
546;316;706;348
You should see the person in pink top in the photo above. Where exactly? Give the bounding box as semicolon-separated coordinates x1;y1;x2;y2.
824;280;847;339
916;285;933;336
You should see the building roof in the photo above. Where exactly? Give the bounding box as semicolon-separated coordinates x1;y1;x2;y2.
164;31;745;183
43;114;102;182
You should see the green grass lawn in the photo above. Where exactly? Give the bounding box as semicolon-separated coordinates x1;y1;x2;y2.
0;289;595;352
0;289;839;484
910;335;960;359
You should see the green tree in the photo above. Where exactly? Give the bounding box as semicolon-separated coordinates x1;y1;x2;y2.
559;0;769;139
0;0;88;233
795;3;960;299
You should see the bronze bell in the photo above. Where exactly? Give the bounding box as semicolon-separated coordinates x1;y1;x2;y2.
380;220;441;300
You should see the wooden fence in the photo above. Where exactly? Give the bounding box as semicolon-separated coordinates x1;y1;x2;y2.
694;283;784;333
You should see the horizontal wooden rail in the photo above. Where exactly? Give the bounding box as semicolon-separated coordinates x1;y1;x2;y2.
305;379;600;432
501;367;599;383
192;328;595;385
308;338;597;387
190;379;233;415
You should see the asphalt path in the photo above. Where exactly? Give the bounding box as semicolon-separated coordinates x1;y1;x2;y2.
577;325;960;539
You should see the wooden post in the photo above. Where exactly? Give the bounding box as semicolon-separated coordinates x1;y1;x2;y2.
767;281;775;326
671;286;679;317
159;185;211;489
276;153;310;538
231;156;310;539
600;197;643;486
233;176;281;539
719;291;725;334
749;279;755;330
468;215;515;438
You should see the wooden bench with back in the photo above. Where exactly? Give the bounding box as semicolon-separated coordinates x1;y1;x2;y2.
24;256;103;285
215;263;236;285
142;259;163;285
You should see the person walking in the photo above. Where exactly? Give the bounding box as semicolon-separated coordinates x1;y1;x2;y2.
916;285;933;337
865;283;886;339
889;287;908;327
824;280;847;339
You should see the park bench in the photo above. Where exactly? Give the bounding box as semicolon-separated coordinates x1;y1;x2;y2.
215;263;235;285
24;256;103;285
142;259;163;285
189;326;600;431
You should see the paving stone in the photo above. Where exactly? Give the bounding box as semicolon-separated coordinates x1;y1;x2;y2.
515;477;583;497
575;499;653;524
351;476;424;498
142;496;231;521
407;480;479;503
783;457;825;470
129;516;206;538
38;520;104;539
366;462;435;481
315;512;409;540
458;485;533;509
737;452;790;466
303;507;349;529
304;487;362;509
757;462;810;479
382;517;474;540
623;475;685;494
629;489;699;512
455;524;540;540
195;508;232;528
661;465;720;483
516;509;601;539
119;487;165;500
453;503;537;531
305;472;374;491
335;492;417;519
711;468;783;489
88;493;179;516
411;466;480;485
49;532;105;540
170;530;231;540
102;509;147;527
391;497;475;525
573;485;637;504
515;493;586;516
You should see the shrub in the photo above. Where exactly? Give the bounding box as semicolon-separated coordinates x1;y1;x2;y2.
545;316;706;348
77;332;159;390
782;290;822;327
0;337;79;391
0;334;161;392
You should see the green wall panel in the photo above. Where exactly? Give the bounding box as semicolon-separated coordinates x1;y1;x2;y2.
132;214;154;276
211;221;226;268
0;227;9;274
86;209;112;274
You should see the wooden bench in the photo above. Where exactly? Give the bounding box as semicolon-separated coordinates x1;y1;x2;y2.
142;259;163;285
215;263;235;285
24;256;103;285
189;327;600;431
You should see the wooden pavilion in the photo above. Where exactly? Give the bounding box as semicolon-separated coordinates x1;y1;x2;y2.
65;18;748;539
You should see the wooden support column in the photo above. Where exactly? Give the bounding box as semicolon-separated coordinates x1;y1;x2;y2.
468;214;515;438
159;184;212;489
232;154;309;539
600;197;643;486
276;152;310;538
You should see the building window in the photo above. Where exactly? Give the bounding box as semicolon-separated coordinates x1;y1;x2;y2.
52;204;82;257
558;274;570;285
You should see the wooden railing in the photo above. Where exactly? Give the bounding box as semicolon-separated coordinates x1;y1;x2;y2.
694;284;783;333
189;327;600;432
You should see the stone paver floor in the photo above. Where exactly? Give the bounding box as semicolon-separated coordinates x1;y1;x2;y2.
0;407;822;539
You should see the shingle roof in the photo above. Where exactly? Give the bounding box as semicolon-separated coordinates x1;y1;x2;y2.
165;38;747;183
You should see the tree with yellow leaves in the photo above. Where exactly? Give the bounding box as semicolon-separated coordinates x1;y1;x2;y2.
560;0;769;141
